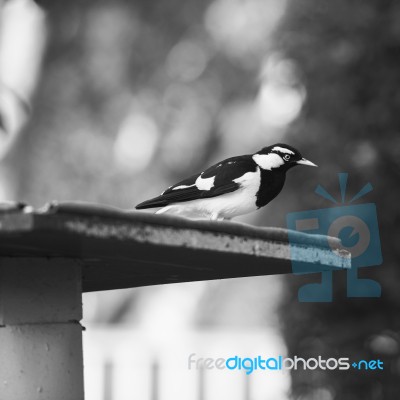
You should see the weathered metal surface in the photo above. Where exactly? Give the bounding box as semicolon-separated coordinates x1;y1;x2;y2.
0;202;350;292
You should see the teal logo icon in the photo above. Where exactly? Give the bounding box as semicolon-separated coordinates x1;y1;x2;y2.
287;173;382;302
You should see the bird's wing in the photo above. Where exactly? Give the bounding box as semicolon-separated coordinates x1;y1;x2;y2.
135;155;257;209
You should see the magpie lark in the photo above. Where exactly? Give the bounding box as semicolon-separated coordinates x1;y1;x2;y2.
136;143;317;220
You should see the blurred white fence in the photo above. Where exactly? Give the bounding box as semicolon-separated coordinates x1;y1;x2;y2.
83;327;290;400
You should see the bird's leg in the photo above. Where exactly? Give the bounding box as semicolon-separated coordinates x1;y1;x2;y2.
210;213;219;221
155;206;172;214
210;213;231;221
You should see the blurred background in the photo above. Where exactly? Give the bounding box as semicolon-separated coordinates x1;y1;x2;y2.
1;0;399;398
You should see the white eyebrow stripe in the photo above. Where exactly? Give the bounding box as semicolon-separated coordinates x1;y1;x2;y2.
272;146;294;154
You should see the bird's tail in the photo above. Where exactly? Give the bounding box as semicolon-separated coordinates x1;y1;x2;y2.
135;196;169;210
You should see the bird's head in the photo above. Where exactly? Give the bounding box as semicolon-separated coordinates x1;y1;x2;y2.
252;143;317;172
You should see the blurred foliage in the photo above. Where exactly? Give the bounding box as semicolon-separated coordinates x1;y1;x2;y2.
277;0;400;399
10;0;289;210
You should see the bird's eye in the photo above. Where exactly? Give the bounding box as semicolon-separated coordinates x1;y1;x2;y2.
283;154;290;161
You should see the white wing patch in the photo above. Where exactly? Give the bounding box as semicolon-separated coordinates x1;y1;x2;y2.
195;174;215;191
162;186;172;194
172;183;196;191
252;153;284;170
272;146;294;154
171;173;216;191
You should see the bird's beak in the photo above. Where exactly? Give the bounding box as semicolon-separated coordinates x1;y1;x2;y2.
297;158;318;167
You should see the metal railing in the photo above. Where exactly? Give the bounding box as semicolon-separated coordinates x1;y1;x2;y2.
83;327;290;400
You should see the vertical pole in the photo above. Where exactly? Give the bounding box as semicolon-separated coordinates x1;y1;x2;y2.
150;359;159;400
103;359;113;400
244;373;251;400
0;258;84;400
197;365;204;400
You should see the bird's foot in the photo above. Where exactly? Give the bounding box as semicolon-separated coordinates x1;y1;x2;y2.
211;214;231;221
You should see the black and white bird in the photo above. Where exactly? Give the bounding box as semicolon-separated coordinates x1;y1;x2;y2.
136;143;317;220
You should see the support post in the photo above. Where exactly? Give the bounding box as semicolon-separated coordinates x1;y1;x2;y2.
0;258;84;400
